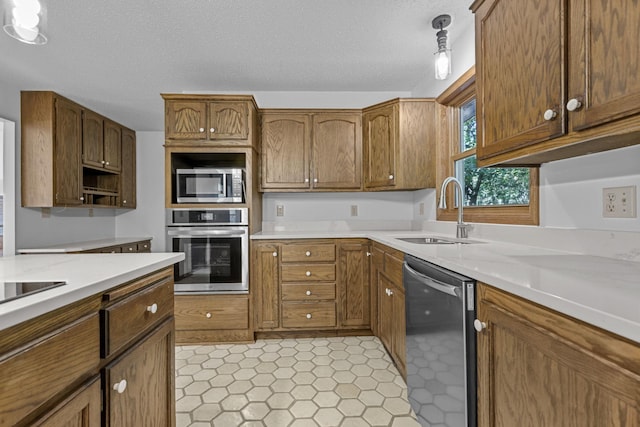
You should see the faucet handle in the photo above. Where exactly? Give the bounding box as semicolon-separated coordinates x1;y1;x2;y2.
457;223;470;239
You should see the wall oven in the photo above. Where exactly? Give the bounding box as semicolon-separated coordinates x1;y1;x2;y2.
175;168;244;203
166;208;248;293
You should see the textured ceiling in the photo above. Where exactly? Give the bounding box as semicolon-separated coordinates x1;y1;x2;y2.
0;0;474;130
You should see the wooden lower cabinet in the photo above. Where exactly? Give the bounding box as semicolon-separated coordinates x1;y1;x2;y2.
476;283;640;427
32;378;101;427
104;319;175;427
174;294;252;344
371;242;406;378
252;239;371;335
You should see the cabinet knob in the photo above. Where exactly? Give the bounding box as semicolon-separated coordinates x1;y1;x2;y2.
313;178;318;183
474;319;487;332
306;290;312;296
305;251;311;257
199;127;205;132
566;98;582;112
80;197;85;201
101;160;106;165
388;289;393;296
366;252;371;257
206;312;212;318
272;251;278;257
146;303;158;314
306;313;312;319
388;174;394;180
543;109;557;121
305;271;311;277
105;161;110;166
128;247;134;251
123;200;127;204
113;379;127;394
210;127;215;133
304;178;309;183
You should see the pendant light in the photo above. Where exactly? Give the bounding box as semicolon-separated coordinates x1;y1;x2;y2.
432;14;451;80
3;0;47;45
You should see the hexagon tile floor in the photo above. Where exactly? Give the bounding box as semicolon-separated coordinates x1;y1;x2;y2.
175;336;421;427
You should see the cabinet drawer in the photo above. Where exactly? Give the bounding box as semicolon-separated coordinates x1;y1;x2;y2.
0;314;100;426
281;283;336;301
137;241;151;252
281;244;336;263
282;302;336;328
121;244;137;253
175;295;249;330
102;277;173;357
384;252;404;285
281;264;336;282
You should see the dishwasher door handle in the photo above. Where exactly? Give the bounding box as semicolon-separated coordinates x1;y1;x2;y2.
403;262;461;298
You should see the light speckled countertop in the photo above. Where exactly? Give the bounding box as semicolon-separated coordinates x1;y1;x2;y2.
0;253;183;330
252;230;640;344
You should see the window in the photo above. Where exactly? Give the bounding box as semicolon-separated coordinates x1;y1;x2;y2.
436;67;539;225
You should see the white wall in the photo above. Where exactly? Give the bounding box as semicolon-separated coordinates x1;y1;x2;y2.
115;132;167;251
1;119;16;256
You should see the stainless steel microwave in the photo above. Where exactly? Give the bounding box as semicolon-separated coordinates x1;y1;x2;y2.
175;168;244;203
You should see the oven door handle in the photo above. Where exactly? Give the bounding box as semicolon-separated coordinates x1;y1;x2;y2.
167;229;247;237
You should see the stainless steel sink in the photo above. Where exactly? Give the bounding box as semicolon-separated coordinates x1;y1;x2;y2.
396;236;482;245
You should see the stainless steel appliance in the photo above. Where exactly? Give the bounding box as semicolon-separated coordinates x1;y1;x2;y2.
175;168;244;203
403;255;476;427
166;208;248;293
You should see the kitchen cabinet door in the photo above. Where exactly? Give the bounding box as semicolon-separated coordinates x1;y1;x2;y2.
390;282;406;377
82;110;105;170
338;241;370;328
165;101;208;140
474;0;565;160
54;97;84;206
208;101;249;140
363;104;396;189
261;113;311;189
312;113;362;190
120;128;136;208
476;283;640;427
568;0;640;132
252;242;281;330
377;274;394;355
103;119;122;172
32;378;101;427
104;319;175;427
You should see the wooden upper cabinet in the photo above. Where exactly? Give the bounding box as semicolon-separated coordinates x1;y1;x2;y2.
208;101;249;140
312;113;362;190
472;0;640;166
103;120;122;172
165;101;207;139
82;110;105;170
568;0;640;131
363;99;436;191
162;95;257;147
261;112;311;190
54;97;84;206
120;128;136;208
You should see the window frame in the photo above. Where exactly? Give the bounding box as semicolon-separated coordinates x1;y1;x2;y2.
435;67;540;225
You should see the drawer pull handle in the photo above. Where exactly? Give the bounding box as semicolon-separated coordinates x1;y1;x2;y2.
113;379;127;394
474;319;487;332
305;251;311;257
206;312;212;318
543;109;557;121
306;290;312;296
306;313;312;319
128;247;134;251
272;251;278;257
146;303;158;314
199;127;205;132
210;127;215;133
566;98;582;112
306;271;311;277
388;174;394;180
366;252;371;256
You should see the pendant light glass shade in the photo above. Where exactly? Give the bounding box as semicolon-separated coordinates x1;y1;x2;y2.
434;49;451;80
432;14;451;80
3;0;47;45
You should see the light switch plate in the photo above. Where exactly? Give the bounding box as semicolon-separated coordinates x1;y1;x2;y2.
276;205;284;217
602;186;637;218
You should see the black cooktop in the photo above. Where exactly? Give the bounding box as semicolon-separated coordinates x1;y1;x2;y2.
0;281;66;304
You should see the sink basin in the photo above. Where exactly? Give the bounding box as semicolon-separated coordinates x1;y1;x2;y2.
396;236;483;245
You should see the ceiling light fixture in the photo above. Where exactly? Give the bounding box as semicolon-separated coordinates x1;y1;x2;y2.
432;14;451;80
3;0;47;45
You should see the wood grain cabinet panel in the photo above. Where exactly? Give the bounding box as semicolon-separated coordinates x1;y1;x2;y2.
338;241;370;328
281;264;336;282
103;119;122;172
31;377;101;427
281;283;336;301
208;101;249;140
281;302;337;328
82;110;105;170
472;0;640;166
165;101;208;140
104;319;175;427
0;314;100;426
280;243;336;263
252;242;281;331
363;99;436;191
476;283;640;427
120;128;136;208
261;113;311;189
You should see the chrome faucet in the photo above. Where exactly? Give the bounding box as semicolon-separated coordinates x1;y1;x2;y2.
438;177;469;239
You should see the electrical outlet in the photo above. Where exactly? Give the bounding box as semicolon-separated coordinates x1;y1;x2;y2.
276;205;285;217
602;186;637;218
41;207;50;218
419;202;425;216
350;205;358;217
88;208;94;217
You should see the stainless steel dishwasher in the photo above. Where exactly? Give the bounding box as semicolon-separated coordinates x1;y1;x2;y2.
403;254;476;427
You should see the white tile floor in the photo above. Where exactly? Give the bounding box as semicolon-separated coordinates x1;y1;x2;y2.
175;336;421;426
